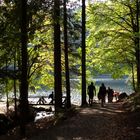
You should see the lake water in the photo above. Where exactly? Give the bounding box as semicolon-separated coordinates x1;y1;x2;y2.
28;77;133;106
1;76;133;106
71;77;133;94
93;78;133;94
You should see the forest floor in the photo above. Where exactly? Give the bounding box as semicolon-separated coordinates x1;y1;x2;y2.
0;101;140;140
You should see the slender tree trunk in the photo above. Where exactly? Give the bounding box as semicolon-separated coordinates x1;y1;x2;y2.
6;58;9;112
131;63;136;92
81;0;87;106
135;0;140;91
20;0;29;136
63;0;71;108
54;0;62;112
14;48;17;118
135;37;140;91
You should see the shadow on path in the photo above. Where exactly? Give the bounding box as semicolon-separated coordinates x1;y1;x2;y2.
29;102;136;140
0;102;138;140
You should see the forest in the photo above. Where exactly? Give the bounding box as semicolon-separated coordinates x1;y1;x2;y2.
0;0;140;138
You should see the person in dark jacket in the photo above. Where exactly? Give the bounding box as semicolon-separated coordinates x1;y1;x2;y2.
98;83;106;107
48;91;54;104
87;82;96;106
107;87;114;103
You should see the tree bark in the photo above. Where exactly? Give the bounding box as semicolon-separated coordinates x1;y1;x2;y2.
63;0;71;108
135;0;140;91
131;63;136;92
20;0;29;136
14;48;17;118
81;0;87;106
54;0;62;112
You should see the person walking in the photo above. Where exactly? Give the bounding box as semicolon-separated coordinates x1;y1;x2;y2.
107;87;114;103
48;91;54;104
98;83;106;107
87;82;96;106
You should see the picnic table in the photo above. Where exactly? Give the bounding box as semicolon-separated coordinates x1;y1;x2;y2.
28;96;67;106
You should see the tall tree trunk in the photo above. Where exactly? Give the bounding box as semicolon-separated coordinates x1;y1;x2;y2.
135;37;140;91
63;0;71;108
54;0;62;112
20;0;29;136
81;0;87;106
135;0;140;91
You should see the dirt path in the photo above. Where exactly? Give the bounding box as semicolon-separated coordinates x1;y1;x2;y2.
29;102;137;140
1;102;139;140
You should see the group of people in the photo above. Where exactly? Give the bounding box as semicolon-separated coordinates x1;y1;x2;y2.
87;82;114;107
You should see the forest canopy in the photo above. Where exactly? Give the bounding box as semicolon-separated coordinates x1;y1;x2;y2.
86;0;140;91
0;0;140;136
0;0;140;96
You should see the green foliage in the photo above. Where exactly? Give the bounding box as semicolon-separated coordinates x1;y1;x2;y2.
86;0;136;81
0;0;55;95
1;0;138;96
0;0;85;96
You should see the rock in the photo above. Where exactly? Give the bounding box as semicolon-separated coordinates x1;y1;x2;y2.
118;92;128;101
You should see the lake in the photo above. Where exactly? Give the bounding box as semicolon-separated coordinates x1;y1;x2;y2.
29;77;133;105
93;78;133;94
71;76;133;95
1;76;134;107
